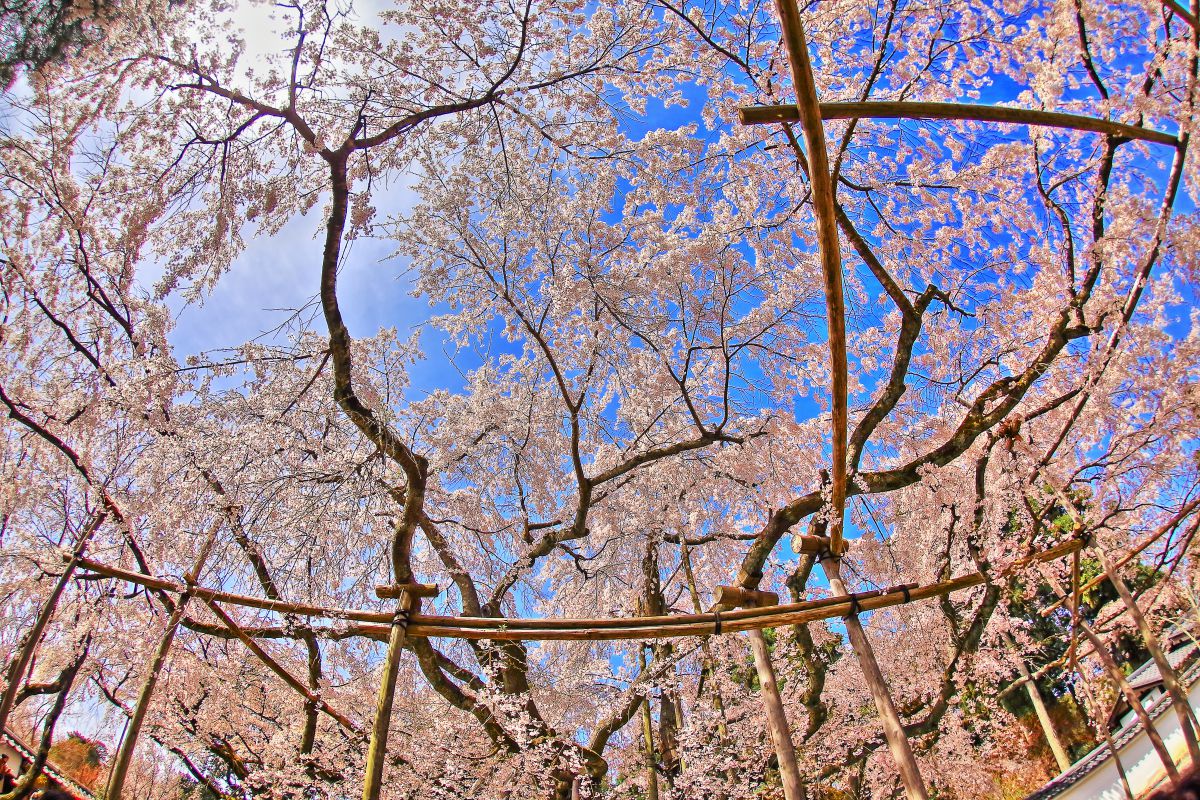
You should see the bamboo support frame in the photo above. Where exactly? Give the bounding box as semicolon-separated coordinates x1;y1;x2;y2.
749;628;804;800
375;583;440;600
0;7;1186;799
1023;445;1200;767
1040;565;1182;786
1002;513;1200;696
739;101;1179;146
1041;496;1200;615
72;540;1081;642
1084;623;1180;786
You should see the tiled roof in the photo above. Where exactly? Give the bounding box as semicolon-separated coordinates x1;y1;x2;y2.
1125;643;1198;692
2;729;96;800
1025;652;1200;800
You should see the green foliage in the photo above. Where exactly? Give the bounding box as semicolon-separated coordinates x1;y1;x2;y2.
179;776;223;800
0;0;111;87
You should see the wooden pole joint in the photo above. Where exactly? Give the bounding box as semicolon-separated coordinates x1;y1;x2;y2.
374;582;439;600
714;586;779;609
792;534;834;556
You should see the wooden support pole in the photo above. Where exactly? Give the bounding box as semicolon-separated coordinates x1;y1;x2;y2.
1023;676;1072;774
714;586;780;609
201;598;362;736
748;629;805;800
821;557;929;800
716;585;805;800
738;101;1179;146
361;583;436;800
1003;632;1071;773
1094;546;1200;766
638;646;661;800
73;541;1078;642
1067;549;1082;671
792;534;833;555
1039;566;1181;786
773;0;849;554
106;525;221;800
0;512;106;734
374;583;441;601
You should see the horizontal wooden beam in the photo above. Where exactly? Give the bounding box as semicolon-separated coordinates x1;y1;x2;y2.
73;539;1082;642
70;554;396;622
738;101;1178;146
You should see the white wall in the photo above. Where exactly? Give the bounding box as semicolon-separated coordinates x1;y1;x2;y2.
1055;679;1200;800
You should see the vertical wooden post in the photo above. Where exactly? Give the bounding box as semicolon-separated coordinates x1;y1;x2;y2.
362;582;437;800
1004;632;1071;773
1040;562;1182;786
106;524;221;800
0;512;105;734
638;645;661;800
821;557;929;800
748;629;806;800
715;586;805;800
1095;546;1200;765
772;0;849;553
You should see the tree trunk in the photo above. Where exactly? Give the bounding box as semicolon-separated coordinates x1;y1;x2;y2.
638;645;660;800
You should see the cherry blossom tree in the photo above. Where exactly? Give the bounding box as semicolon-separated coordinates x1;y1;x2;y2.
1;0;1199;798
